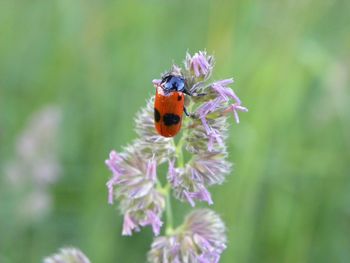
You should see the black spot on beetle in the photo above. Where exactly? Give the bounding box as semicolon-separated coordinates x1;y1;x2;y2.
177;95;182;101
163;113;180;126
154;108;161;122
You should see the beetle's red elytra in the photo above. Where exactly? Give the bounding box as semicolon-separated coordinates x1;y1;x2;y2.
154;74;188;137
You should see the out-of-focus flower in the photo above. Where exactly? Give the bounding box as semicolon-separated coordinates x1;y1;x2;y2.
20;191;52;222
43;247;90;263
6;106;62;186
3;105;62;222
148;209;227;263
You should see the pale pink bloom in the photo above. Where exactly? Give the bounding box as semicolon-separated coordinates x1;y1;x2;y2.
43;247;91;263
224;103;249;124
105;148;165;236
148;209;226;263
185;51;213;79
122;213;140;236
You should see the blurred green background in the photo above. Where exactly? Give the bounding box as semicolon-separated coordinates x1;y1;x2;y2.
1;0;349;262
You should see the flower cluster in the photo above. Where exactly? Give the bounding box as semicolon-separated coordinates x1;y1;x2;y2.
148;209;226;263
106;149;165;236
43;247;90;263
184;50;213;82
105;99;174;236
105;51;247;262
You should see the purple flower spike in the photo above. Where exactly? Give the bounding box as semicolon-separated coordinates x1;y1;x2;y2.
184;69;247;155
106;180;115;205
184;190;196;207
172;151;231;207
122;213;139;236
146;157;157;181
192;53;210;77
197;98;223;120
105;148;165;236
105;150;123;173
200;116;212;135
105;50;247;262
224;103;249;124
105;151;124;204
148;209;227;263
207;128;224;152
183;186;213;206
167;159;182;187
141;210;163;236
211;78;240;102
193;185;213;205
185;51;213;80
167;159;176;181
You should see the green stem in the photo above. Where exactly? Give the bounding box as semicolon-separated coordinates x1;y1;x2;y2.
164;183;174;235
175;134;186;168
164;101;193;235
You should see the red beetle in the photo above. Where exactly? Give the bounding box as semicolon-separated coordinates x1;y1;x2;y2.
154;73;190;137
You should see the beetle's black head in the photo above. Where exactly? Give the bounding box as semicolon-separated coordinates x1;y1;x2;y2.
161;74;186;93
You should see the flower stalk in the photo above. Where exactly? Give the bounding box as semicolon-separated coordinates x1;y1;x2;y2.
165;185;174;235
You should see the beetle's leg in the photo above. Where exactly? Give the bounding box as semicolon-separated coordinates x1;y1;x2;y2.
184;107;197;118
184;107;190;117
183;89;192;96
